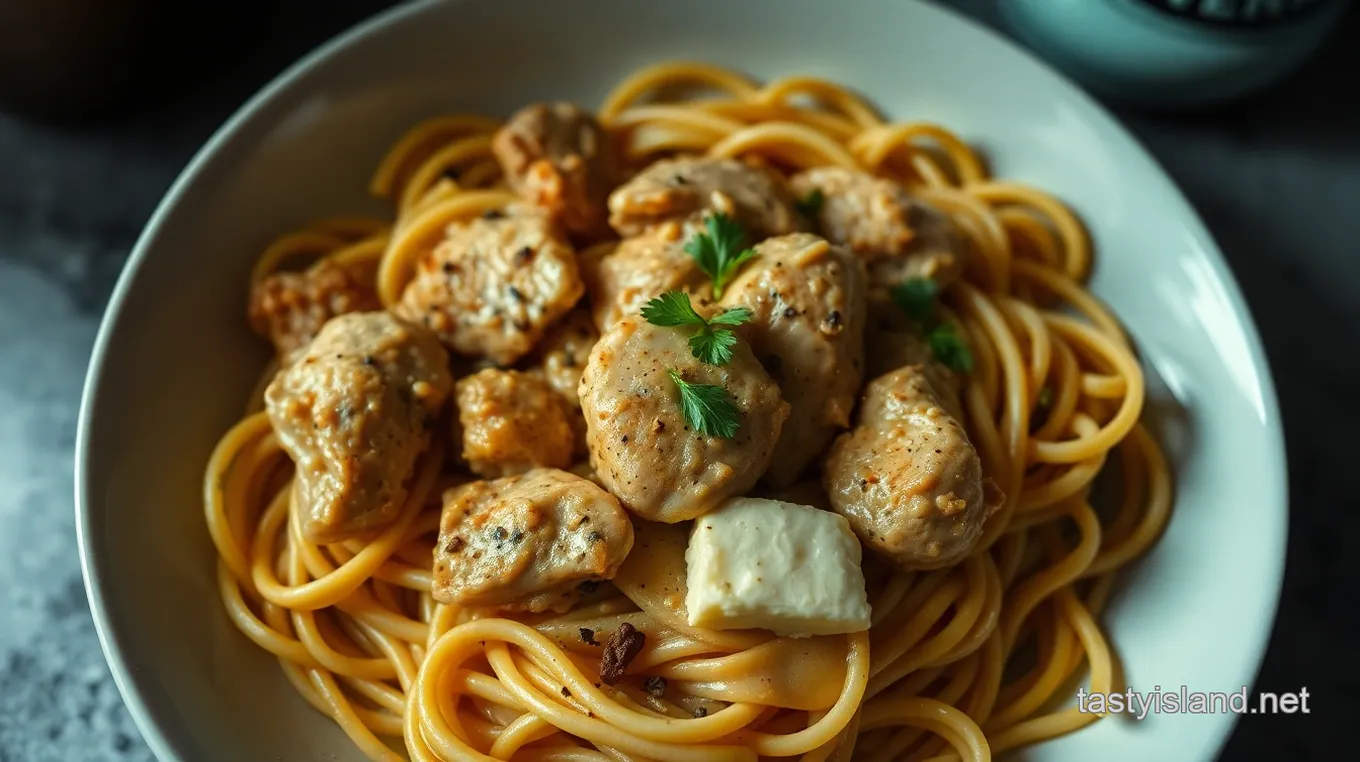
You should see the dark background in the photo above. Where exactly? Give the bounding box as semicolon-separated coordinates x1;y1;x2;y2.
1;0;1355;759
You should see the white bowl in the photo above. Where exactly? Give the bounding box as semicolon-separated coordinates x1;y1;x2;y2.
75;1;1288;760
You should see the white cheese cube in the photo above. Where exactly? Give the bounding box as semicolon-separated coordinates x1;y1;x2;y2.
684;497;871;637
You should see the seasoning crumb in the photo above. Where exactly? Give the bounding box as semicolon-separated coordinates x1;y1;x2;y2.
643;676;667;697
493;526;508;542
599;622;646;685
561;686;571;697
588;531;603;543
579;580;600;594
579;627;599;646
484;209;505;219
693;706;709;718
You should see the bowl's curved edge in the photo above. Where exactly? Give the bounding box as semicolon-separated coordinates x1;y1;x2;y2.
73;2;447;759
73;1;1290;760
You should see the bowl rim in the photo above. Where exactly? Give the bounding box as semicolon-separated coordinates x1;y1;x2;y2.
74;1;1290;760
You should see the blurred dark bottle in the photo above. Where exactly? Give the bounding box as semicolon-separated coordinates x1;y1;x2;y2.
0;0;259;121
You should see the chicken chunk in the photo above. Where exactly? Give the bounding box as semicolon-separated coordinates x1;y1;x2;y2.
607;156;801;239
789;167;965;291
455;368;576;478
579;315;790;523
492;102;620;238
823;365;995;570
432;468;634;612
395;212;583;366
264;312;453;544
579;225;711;332
527;307;599;408
719;233;868;488
247;260;381;360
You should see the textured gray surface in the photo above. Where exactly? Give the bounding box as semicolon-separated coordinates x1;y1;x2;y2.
0;1;1354;760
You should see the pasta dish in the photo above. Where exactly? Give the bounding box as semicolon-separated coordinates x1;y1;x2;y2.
203;61;1172;762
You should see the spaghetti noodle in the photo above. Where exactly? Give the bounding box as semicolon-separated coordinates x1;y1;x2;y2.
204;62;1173;761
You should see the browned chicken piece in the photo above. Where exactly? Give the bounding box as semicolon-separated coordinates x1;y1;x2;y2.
247;260;381;360
492;102;620;239
789;167;965;292
579;225;712;333
578;315;790;523
432;468;634;612
395;211;584;366
527;307;599;408
719;233;868;488
264;312;454;544
823;365;996;570
607;156;802;239
455;368;577;478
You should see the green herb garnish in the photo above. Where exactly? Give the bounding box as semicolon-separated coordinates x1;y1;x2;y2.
667;369;740;439
891;276;974;373
795;188;825;220
891;277;938;324
641;291;752;366
683;213;758;299
927;323;974;373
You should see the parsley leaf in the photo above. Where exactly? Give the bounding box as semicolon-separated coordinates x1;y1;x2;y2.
640;290;705;327
707;306;753;326
928;324;974;373
641;292;751;366
690;329;739;366
684;213;758;299
891;276;974;373
891;277;938;324
795;188;825;220
668;369;740;439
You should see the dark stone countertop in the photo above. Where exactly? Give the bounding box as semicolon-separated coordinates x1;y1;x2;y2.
1;1;1354;760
